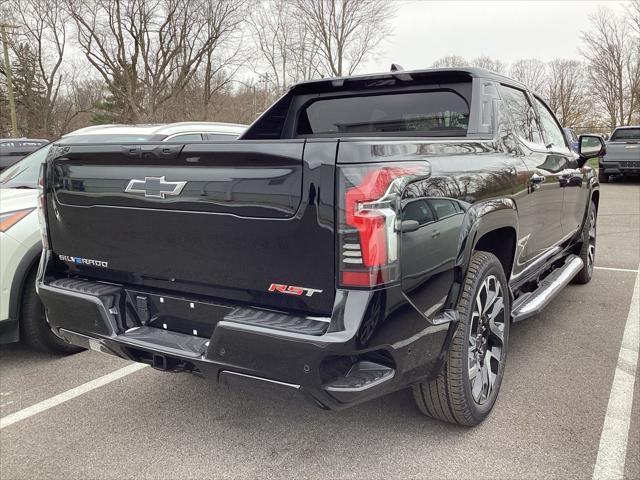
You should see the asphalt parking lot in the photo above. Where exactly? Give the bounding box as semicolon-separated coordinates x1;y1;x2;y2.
1;180;639;480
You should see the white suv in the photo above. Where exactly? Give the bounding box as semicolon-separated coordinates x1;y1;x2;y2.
0;122;246;353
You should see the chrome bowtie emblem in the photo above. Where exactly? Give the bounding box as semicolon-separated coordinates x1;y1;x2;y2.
124;176;187;199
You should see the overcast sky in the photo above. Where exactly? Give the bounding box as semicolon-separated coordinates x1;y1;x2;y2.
361;0;630;73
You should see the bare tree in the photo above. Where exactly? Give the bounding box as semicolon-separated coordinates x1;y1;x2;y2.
471;56;506;74
249;0;322;92
54;77;106;133
67;0;247;122
626;0;640;123
581;7;640;128
293;0;395;77
249;0;294;92
431;55;468;68
6;0;68;136
627;0;640;36
546;59;587;126
509;59;548;93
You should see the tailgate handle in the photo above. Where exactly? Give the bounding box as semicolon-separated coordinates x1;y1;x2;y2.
122;145;141;158
146;144;184;159
120;144;184;159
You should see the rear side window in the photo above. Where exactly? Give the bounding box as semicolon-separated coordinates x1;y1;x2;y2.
298;91;469;136
611;128;640;141
500;86;543;145
206;133;241;140
165;133;203;142
429;198;460;219
403;199;436;226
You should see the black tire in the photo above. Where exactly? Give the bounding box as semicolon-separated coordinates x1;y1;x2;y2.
598;170;609;183
20;269;84;355
572;200;597;285
413;251;510;426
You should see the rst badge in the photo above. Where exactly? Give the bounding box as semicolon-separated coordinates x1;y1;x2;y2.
268;283;323;297
58;254;108;268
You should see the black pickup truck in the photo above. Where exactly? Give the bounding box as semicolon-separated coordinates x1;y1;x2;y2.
36;68;605;426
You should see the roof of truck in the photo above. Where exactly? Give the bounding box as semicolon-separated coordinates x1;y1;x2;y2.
290;67;529;92
63;122;247;138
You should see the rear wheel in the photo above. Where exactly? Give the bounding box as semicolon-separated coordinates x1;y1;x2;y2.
20;269;84;355
412;251;509;426
573;200;597;284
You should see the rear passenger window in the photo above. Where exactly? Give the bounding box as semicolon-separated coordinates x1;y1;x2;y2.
403;200;435;226
166;133;203;142
206;133;240;140
299;91;470;136
499;86;543;146
428;199;459;219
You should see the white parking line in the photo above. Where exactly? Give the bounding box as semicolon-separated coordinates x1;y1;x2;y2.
592;267;640;480
0;363;147;430
594;266;639;273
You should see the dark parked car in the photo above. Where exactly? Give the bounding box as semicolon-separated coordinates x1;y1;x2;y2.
599;126;640;182
36;68;603;426
0;138;48;170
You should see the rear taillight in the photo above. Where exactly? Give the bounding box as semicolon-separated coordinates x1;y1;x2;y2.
337;162;430;288
37;163;49;249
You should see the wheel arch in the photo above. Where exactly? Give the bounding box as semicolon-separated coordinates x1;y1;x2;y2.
456;198;519;282
9;243;42;325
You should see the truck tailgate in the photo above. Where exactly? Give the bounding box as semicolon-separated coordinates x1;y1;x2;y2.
45;141;336;315
605;142;640;162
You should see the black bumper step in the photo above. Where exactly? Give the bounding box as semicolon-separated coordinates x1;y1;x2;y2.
49;278;120;296
117;326;209;359
224;307;329;336
323;361;395;402
45;278;330;337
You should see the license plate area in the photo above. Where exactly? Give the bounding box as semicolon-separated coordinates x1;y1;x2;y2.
125;290;233;338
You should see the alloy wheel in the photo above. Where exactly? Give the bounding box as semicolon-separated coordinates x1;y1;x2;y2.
468;275;505;405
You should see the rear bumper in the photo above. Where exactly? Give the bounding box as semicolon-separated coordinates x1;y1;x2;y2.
600;160;640;175
37;255;453;410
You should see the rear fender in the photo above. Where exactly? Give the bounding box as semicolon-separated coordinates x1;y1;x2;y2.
455;198;518;286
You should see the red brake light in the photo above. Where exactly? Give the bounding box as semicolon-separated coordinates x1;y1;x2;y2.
338;163;429;288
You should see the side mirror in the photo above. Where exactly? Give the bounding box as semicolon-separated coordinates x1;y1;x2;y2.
398;220;420;233
578;135;606;165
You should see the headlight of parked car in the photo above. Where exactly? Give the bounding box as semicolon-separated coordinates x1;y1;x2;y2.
0;208;35;232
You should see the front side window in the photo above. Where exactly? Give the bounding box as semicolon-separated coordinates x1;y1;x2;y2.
299;90;470;136
534;97;568;152
499;85;543;145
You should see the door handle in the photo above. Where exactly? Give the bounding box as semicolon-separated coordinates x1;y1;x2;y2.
431;229;440;238
530;173;546;184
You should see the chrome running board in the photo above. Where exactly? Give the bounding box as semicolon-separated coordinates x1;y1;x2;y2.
512;255;583;322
